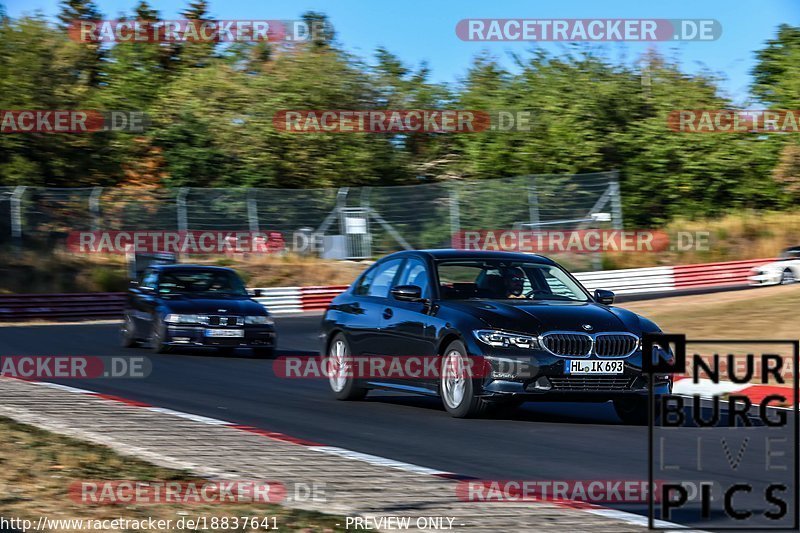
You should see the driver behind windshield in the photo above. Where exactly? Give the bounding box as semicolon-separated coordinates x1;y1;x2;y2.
502;266;526;298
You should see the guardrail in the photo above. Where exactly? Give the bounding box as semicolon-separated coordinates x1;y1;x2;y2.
0;292;126;320
0;258;773;321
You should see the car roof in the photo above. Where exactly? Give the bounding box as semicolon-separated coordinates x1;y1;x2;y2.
410;249;556;265
150;264;236;273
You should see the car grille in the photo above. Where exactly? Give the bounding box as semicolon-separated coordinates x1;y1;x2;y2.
541;333;592;357
202;315;243;326
549;376;634;392
540;332;639;358
594;334;638;358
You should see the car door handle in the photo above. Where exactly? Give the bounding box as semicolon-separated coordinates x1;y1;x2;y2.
383;308;393;319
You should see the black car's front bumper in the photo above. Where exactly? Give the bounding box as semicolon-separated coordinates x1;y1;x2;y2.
164;325;276;348
475;351;672;401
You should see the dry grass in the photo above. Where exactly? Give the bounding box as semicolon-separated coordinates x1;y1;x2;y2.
601;210;800;269
619;284;800;339
620;285;800;386
0;417;345;532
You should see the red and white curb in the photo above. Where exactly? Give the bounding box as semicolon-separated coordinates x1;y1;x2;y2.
9;377;693;530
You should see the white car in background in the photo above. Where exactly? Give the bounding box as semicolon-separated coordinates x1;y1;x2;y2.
749;246;800;286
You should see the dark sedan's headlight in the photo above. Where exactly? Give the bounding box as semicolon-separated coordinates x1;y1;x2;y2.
244;315;274;325
474;330;540;349
165;314;201;324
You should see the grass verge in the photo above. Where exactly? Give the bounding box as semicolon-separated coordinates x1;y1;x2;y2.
0;416;346;532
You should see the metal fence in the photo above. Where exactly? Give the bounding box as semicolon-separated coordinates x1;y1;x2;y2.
0;171;622;259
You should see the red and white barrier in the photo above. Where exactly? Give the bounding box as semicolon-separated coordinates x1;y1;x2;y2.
0;257;776;320
250;257;774;315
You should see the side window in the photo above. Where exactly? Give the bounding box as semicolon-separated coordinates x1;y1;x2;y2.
354;265;379;296
140;269;158;289
396;258;430;298
365;259;403;298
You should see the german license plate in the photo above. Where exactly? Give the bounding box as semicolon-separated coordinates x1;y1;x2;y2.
566;360;624;374
204;329;244;338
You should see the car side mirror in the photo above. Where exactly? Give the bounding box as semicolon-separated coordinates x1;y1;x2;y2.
391;285;425;302
594;289;615;305
253;289;263;298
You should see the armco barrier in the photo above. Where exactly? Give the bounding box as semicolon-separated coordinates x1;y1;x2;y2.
0;258;775;321
672;258;769;289
0;292;126;320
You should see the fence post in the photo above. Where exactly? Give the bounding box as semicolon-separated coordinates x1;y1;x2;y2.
177;188;188;231
609;170;623;230
10;186;26;241
89;186;103;232
449;184;460;247
246;191;259;232
528;176;540;227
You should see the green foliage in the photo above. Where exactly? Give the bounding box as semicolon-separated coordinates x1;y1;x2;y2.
0;6;798;227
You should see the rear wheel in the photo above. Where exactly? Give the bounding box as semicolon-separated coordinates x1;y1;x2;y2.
439;340;491;418
781;269;795;285
613;396;660;425
327;334;367;400
120;313;139;348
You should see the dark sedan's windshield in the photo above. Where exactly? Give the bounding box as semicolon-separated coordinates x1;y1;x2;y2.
436;260;589;302
158;270;248;297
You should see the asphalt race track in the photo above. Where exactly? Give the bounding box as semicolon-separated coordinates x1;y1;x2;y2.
1;317;796;530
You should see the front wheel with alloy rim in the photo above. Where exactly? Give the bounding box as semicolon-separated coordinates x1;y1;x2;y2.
327;334;367;400
781;269;796;285
120;314;139;348
440;340;491;418
150;316;172;354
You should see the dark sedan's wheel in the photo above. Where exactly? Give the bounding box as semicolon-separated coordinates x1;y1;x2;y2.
150;316;171;354
613;396;660;425
252;347;274;359
120;313;139;348
781;269;795;285
440;340;490;418
327;334;367;400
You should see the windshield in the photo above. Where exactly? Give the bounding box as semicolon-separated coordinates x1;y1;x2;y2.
436;260;589;302
158;270;248;297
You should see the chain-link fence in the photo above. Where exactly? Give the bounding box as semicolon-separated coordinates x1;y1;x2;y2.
0;171;622;261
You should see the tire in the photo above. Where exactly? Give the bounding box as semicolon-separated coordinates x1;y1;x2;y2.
439;340;491;418
150;316;172;354
781;269;795;285
216;347;236;356
120;313;140;348
252;347;274;359
613;396;660;425
327;333;367;400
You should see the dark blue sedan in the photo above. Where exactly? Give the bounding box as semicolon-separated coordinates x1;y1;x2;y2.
321;250;672;421
122;265;276;357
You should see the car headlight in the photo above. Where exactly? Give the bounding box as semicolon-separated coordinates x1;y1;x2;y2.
165;314;201;324
474;330;540;349
244;315;273;325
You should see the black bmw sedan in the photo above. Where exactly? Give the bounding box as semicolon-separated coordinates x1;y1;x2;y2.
321;250;672;422
122;265;276;357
